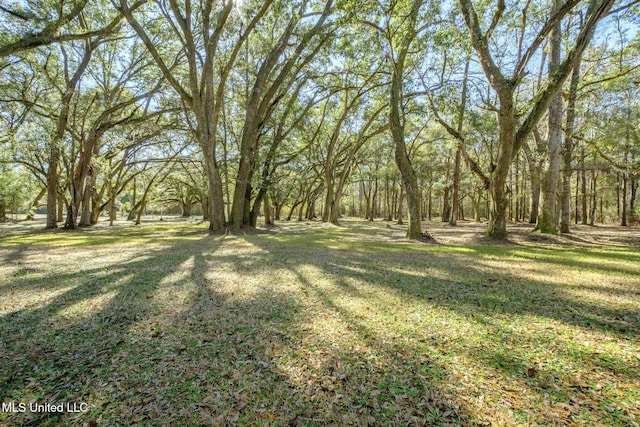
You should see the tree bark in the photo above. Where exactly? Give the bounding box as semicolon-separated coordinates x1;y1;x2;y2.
560;59;581;233
0;200;6;222
622;164;628;226
127;179;137;221
45;145;60;229
450;58;470;225
57;195;64;222
396;186;404;225
23;188;44;220
79;168;94;226
581;149;588;224
536;0;563;234
590;171;598;225
389;0;427;239
264;193;272;225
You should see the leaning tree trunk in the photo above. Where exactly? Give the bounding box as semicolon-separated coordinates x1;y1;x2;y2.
128;200;142;221
25;188;46;220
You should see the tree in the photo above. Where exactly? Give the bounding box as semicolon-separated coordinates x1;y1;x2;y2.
118;0;275;232
228;0;338;229
458;0;614;237
384;0;433;240
0;1;145;58
535;0;565;234
62;37;168;229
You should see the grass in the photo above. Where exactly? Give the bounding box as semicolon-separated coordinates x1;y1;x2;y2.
0;218;639;426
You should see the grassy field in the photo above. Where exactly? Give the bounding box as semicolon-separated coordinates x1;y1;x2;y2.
0;218;639;426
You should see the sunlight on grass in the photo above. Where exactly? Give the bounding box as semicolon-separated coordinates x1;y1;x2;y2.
0;285;73;316
56;290;119;321
0;221;638;426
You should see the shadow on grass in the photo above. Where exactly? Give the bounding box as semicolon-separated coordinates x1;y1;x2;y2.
0;222;638;426
0;230;474;425
0;233;221;425
246;231;640;425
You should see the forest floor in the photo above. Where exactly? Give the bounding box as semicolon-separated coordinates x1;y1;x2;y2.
0;217;638;426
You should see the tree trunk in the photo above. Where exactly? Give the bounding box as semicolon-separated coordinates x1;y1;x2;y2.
527;153;542;224
589;171;598;225
128;200;142;221
560;57;581;233
371;177;378;221
363;181;371;220
474;190;482;222
384;175;392;221
396;186;404;225
181;201;192;217
202;196;210;221
442;185;451;222
428;184;433;221
580;150;587;224
25;188;46;220
135;200;146;225
487;103;516;238
487;175;509;238
57;195;64;222
79;171;94;226
127;178;137;220
274;198;283;220
536;0;563;234
323;172;335;223
46;145;60;229
109;195;116;226
450;58;470;226
622;170;628;226
630;175;637;224
288;199;302;221
389;0;427;240
264;193;272;225
203;148;226;231
298;196;306;221
329;187;341;224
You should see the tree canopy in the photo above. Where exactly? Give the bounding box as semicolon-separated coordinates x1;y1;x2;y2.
1;0;639;236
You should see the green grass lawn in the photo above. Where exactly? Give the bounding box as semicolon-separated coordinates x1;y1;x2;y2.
0;219;638;426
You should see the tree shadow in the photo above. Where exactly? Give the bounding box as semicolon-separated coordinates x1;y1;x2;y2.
245;230;639;425
0;233;220;426
1;222;638;426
